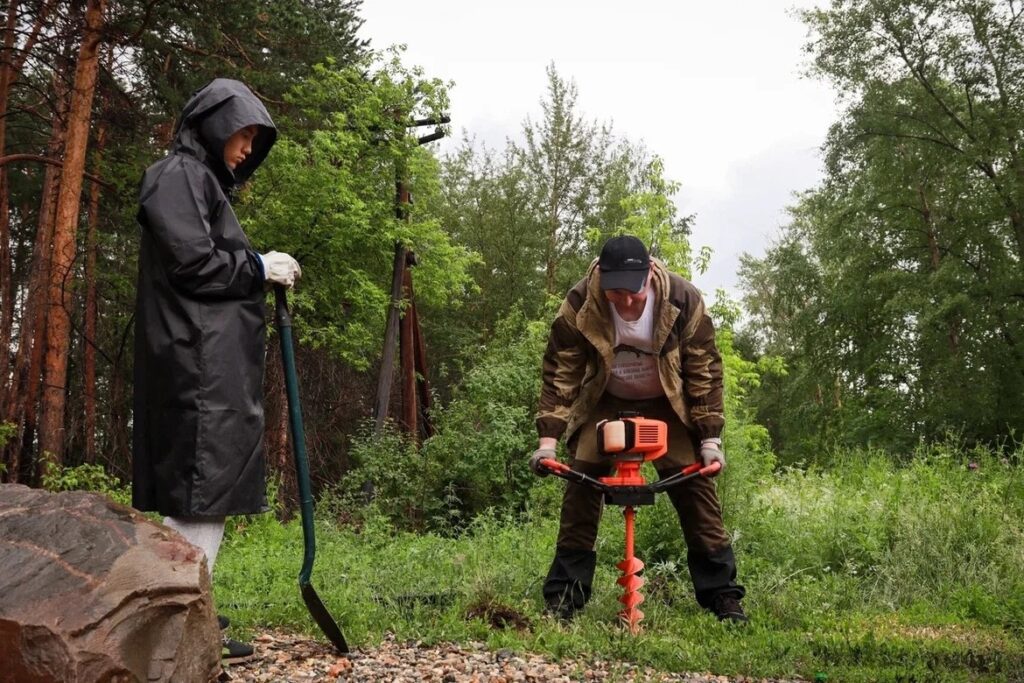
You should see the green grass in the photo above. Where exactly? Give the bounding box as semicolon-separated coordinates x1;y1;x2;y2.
213;446;1024;682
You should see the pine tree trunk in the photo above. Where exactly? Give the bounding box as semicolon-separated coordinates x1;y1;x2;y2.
37;0;106;463
1;71;67;482
82;122;106;464
0;0;57;424
109;358;128;466
0;0;19;405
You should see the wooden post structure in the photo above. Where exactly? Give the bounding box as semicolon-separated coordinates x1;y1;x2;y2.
398;252;435;440
411;287;434;440
372;174;409;433
399;252;417;434
373;115;449;434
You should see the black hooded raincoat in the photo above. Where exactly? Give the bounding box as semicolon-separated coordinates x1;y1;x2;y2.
132;79;277;517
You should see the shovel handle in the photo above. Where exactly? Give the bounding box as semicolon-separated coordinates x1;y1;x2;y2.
273;283;350;655
274;284;291;328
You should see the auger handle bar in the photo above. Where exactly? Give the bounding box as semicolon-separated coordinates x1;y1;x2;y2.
538;458;721;494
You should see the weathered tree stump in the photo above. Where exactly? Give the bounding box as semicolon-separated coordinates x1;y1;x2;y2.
0;484;220;682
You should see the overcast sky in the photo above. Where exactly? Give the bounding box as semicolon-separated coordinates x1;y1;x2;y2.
358;1;840;300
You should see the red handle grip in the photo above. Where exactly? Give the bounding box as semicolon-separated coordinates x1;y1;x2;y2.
700;461;722;476
678;461;722;477
540;458;570;474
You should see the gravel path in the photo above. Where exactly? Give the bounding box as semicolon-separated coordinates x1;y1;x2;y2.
219;630;804;682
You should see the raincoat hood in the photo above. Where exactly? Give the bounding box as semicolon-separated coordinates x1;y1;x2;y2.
172;78;277;186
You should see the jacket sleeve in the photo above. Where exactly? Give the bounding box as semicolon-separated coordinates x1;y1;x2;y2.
536;310;589;440
140;160;264;299
678;287;725;440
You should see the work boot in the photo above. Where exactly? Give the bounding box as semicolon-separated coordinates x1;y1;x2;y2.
543;596;580;623
542;547;596;621
217;615;230;630
221;636;255;664
709;593;748;624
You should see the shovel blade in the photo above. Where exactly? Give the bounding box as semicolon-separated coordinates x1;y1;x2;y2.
301;582;349;654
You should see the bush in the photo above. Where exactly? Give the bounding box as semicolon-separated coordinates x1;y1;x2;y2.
731;439;1024;628
0;422;13;476
40;459;133;506
333;309;549;533
329;422;441;531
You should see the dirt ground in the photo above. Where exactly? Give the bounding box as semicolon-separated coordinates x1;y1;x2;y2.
218;630;804;682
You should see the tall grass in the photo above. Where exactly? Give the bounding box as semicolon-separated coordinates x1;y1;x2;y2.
213;441;1024;682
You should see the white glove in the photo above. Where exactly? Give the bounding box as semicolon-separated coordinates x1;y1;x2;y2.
699;439;725;475
259;251;302;288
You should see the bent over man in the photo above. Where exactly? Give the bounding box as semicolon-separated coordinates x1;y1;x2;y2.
531;235;746;623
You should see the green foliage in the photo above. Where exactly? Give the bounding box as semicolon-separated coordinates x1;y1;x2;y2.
418;311;550;525
739;0;1024;461
236;50;475;369
431;66;692;380
121;0;368;113
329;422;436;529
585;155;693;277
40;460;132;506
0;422;12;475
0;421;14;448
333;308;550;531
520;64;614;295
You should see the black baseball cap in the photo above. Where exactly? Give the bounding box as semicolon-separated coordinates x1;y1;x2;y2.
598;235;651;292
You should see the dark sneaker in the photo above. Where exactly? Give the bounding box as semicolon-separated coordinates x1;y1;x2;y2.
221;636;255;664
710;594;748;624
217;615;230;630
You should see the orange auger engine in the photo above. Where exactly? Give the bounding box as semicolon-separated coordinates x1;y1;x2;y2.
537;412;721;635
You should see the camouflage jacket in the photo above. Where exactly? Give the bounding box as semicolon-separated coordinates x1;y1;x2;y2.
536;258;724;443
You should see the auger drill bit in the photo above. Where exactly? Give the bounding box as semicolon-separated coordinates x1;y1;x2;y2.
616;505;645;634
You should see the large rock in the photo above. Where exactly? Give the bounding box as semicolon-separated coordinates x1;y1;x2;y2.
0;484;220;682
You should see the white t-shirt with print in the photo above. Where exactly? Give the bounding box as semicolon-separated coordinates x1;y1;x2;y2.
605;289;664;400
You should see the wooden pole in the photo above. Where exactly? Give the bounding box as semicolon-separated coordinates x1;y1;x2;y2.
373;174;409;432
411;296;434;439
399;260;416;434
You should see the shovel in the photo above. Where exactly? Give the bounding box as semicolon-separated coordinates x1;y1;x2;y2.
274;285;349;654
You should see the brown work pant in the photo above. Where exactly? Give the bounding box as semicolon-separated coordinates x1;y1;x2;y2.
544;394;743;611
555;459;731;555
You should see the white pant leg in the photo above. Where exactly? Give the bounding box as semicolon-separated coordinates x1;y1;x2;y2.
163;516;227;573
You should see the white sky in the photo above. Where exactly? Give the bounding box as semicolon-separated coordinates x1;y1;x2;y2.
358;1;840;300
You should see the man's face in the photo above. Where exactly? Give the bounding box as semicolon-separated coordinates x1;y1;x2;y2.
223;125;259;170
603;271;651;315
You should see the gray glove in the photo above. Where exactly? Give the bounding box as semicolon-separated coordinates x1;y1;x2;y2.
259;251;302;288
529;448;556;476
699;439;725;475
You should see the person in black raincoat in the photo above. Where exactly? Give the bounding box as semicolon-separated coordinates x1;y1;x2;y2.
132;78;301;662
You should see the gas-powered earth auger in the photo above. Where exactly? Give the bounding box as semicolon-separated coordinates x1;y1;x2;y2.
536;413;721;634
